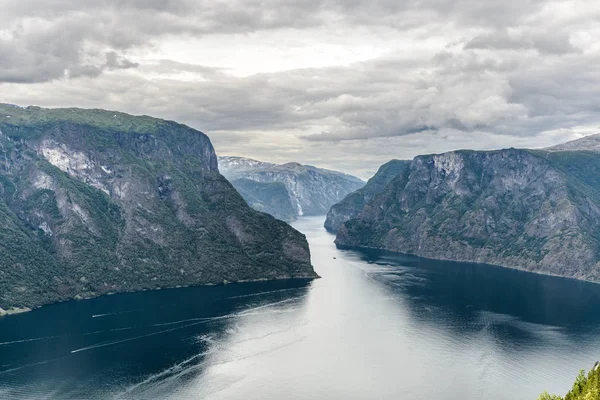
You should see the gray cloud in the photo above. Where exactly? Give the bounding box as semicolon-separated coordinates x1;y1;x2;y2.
1;0;327;83
2;0;600;175
4;44;596;140
465;30;578;54
0;0;577;84
0;17;140;83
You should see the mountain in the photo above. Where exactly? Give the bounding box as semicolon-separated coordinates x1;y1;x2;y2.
324;159;410;232
325;135;600;232
335;147;600;283
538;363;600;400
226;178;296;222
546;133;600;152
218;156;365;221
0;104;316;314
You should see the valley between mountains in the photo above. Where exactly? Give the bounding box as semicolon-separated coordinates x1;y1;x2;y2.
2;103;600;317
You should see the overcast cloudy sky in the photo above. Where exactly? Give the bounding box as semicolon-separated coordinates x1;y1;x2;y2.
2;0;600;177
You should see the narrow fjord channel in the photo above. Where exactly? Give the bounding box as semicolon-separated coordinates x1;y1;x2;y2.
1;216;600;399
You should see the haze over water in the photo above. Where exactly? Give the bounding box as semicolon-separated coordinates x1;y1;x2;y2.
1;216;600;399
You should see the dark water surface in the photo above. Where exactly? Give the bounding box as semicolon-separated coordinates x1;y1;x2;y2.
2;216;600;399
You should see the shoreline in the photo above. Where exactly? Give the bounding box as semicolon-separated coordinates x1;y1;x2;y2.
0;274;318;318
0;307;32;317
334;243;600;286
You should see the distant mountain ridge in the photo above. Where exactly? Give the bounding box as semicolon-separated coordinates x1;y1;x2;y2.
218;156;364;221
546;133;600;152
217;155;276;171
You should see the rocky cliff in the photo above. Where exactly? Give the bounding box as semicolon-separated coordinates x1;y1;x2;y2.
324;159;409;232
335;148;600;283
546;133;600;152
218;156;364;221
0;104;316;313
227;178;296;222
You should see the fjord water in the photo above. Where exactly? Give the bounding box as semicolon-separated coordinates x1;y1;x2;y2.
2;217;600;399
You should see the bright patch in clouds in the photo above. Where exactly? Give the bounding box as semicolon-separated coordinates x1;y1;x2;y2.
158;33;391;77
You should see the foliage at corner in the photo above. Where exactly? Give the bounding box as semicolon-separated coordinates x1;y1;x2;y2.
539;364;600;400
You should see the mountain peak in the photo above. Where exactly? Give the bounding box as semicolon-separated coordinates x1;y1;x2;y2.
281;162;303;168
218;155;364;183
546;133;600;152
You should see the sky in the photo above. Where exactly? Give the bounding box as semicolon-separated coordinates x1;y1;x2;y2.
2;0;600;178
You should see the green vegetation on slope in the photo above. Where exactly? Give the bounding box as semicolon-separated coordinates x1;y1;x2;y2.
0;104;315;312
324;159;409;232
335;148;600;282
540;150;600;207
539;364;600;400
1;104;167;136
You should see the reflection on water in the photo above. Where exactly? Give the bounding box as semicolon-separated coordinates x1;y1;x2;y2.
1;216;600;399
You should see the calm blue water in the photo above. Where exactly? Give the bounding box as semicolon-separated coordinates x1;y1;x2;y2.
1;216;600;399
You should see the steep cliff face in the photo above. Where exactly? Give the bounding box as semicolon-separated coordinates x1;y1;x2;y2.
324;159;409;232
218;156;364;220
336;148;600;283
0;105;316;312
228;178;296;222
